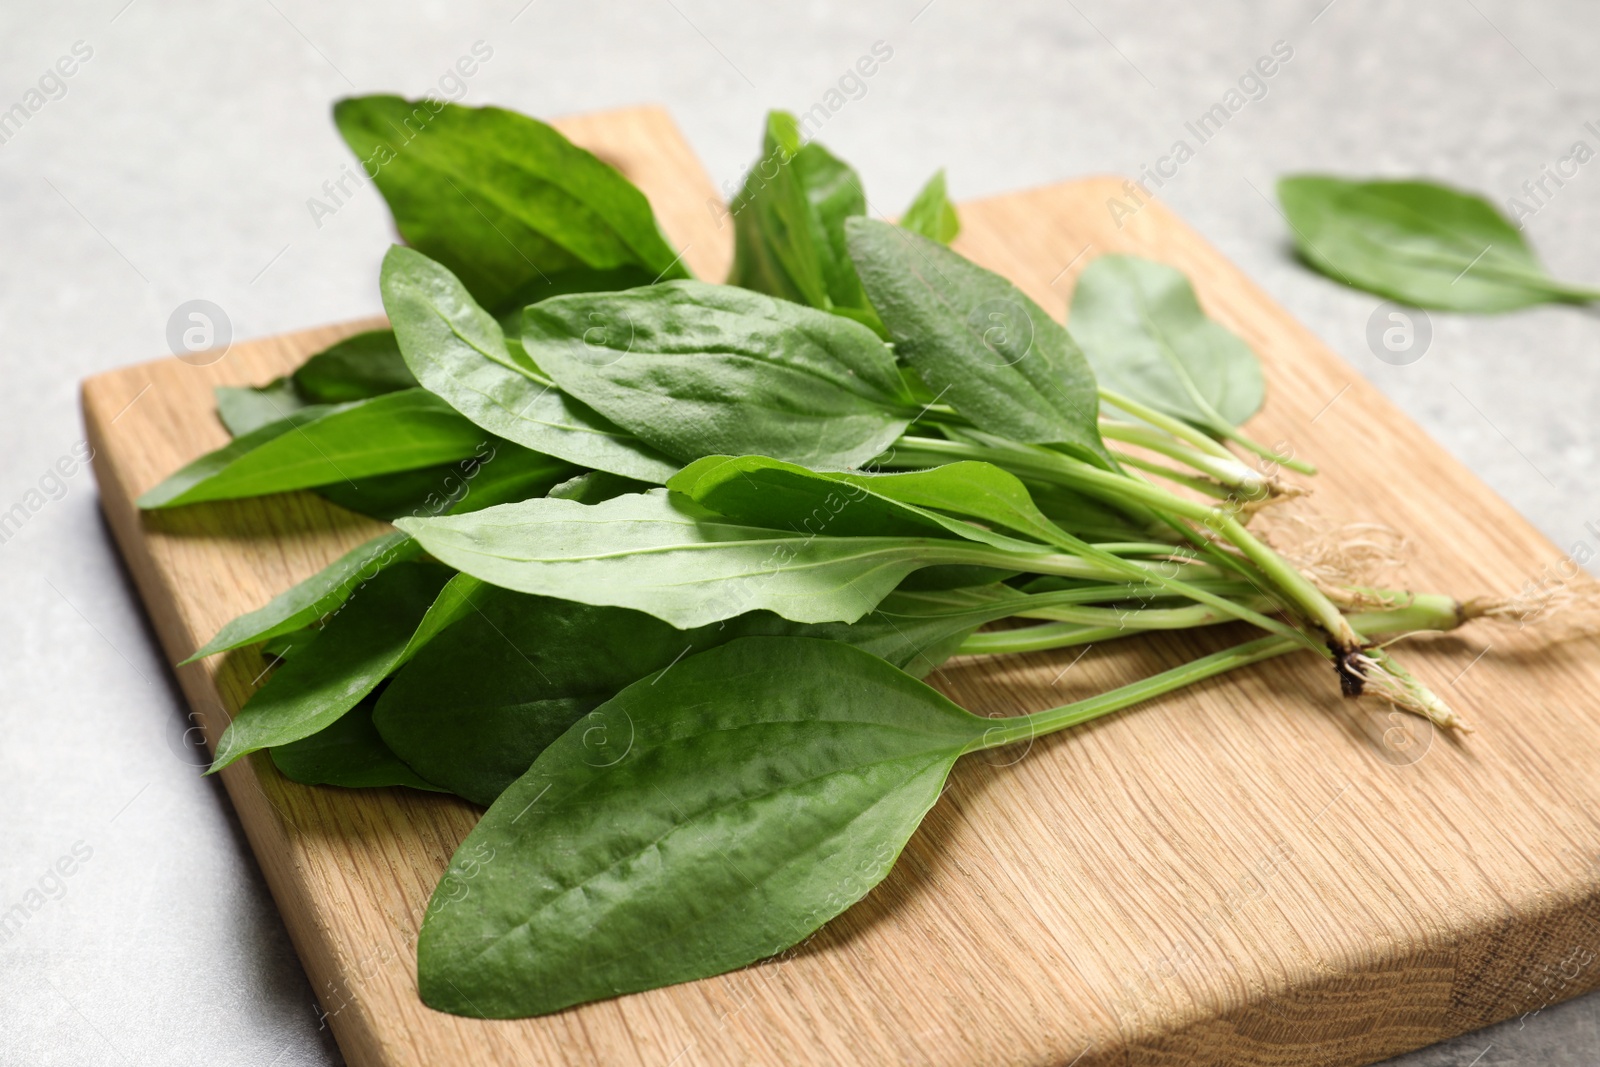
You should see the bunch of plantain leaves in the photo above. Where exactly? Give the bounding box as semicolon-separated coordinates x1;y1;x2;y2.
143;98;1490;1018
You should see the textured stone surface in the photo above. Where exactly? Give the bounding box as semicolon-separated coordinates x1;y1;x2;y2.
2;2;1596;1063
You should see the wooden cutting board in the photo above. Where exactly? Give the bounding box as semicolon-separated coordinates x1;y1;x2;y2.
81;106;1600;1067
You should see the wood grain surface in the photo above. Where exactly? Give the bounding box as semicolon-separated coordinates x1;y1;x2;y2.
81;105;1600;1067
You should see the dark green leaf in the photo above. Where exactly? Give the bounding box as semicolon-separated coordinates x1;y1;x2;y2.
216;332;417;438
270;694;445;792
668;454;1052;552
417;636;989;1017
376;587;996;805
792;135;870;310
393;488;1025;628
210;563;478;771
1068;254;1264;434
294;329;417;402
899;169;960;244
139;390;489;509
1276;175;1600;311
524;281;911;468
380;245;679;483
832;461;1071;547
727;112;833;310
725;112;883;330
182;531;421;664
845;217;1110;464
543;469;653;504
334;96;687;313
259;628;311;663
316;442;575;521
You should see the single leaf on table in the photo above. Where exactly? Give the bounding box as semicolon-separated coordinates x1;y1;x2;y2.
845;217;1111;465
376;586;1004;805
182;531;421;664
1067;254;1264;436
393;488;1031;628
523;281;913;468
380;245;678;483
333;95;688;314
139;389;489;509
899;169;961;244
209;564;481;771
1276;175;1600;311
270;694;444;792
417;636;992;1018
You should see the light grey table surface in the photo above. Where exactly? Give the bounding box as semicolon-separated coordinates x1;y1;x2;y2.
3;1;1597;1064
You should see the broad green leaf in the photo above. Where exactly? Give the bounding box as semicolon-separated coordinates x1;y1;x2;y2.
139;390;488;509
845;217;1110;464
727;112;833;310
417;636;990;1017
1023;479;1155;542
1276;175;1600;311
1068;254;1264;434
334;96;688;313
269;695;445;792
393;488;1022;628
181;531;421;664
215;332;418;438
380;245;678;483
294;329;416;403
668;455;1053;554
210;564;481;771
725;112;882;329
215;378;309;436
831;461;1071;547
544;469;653;504
376;588;995;804
316;442;575;522
792;135;871;310
523;281;913;468
899;169;960;244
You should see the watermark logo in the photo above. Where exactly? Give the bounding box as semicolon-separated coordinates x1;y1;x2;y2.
968;297;1034;367
307;41;493;231
0;841;94;946
167;299;232;366
0;40;93;148
1107;40;1295;228
1365;302;1430;366
576;308;635;368
579;705;635;768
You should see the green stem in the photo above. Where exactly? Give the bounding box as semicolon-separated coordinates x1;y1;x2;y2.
891;436;1313;647
1098;388;1237;462
959;600;1256;655
909;432;1363;652
976;634;1293;747
1102;421;1270;496
1097;387;1316;477
972;597;1464;748
1108;449;1242;501
1215;426;1318;475
959;622;1122;655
